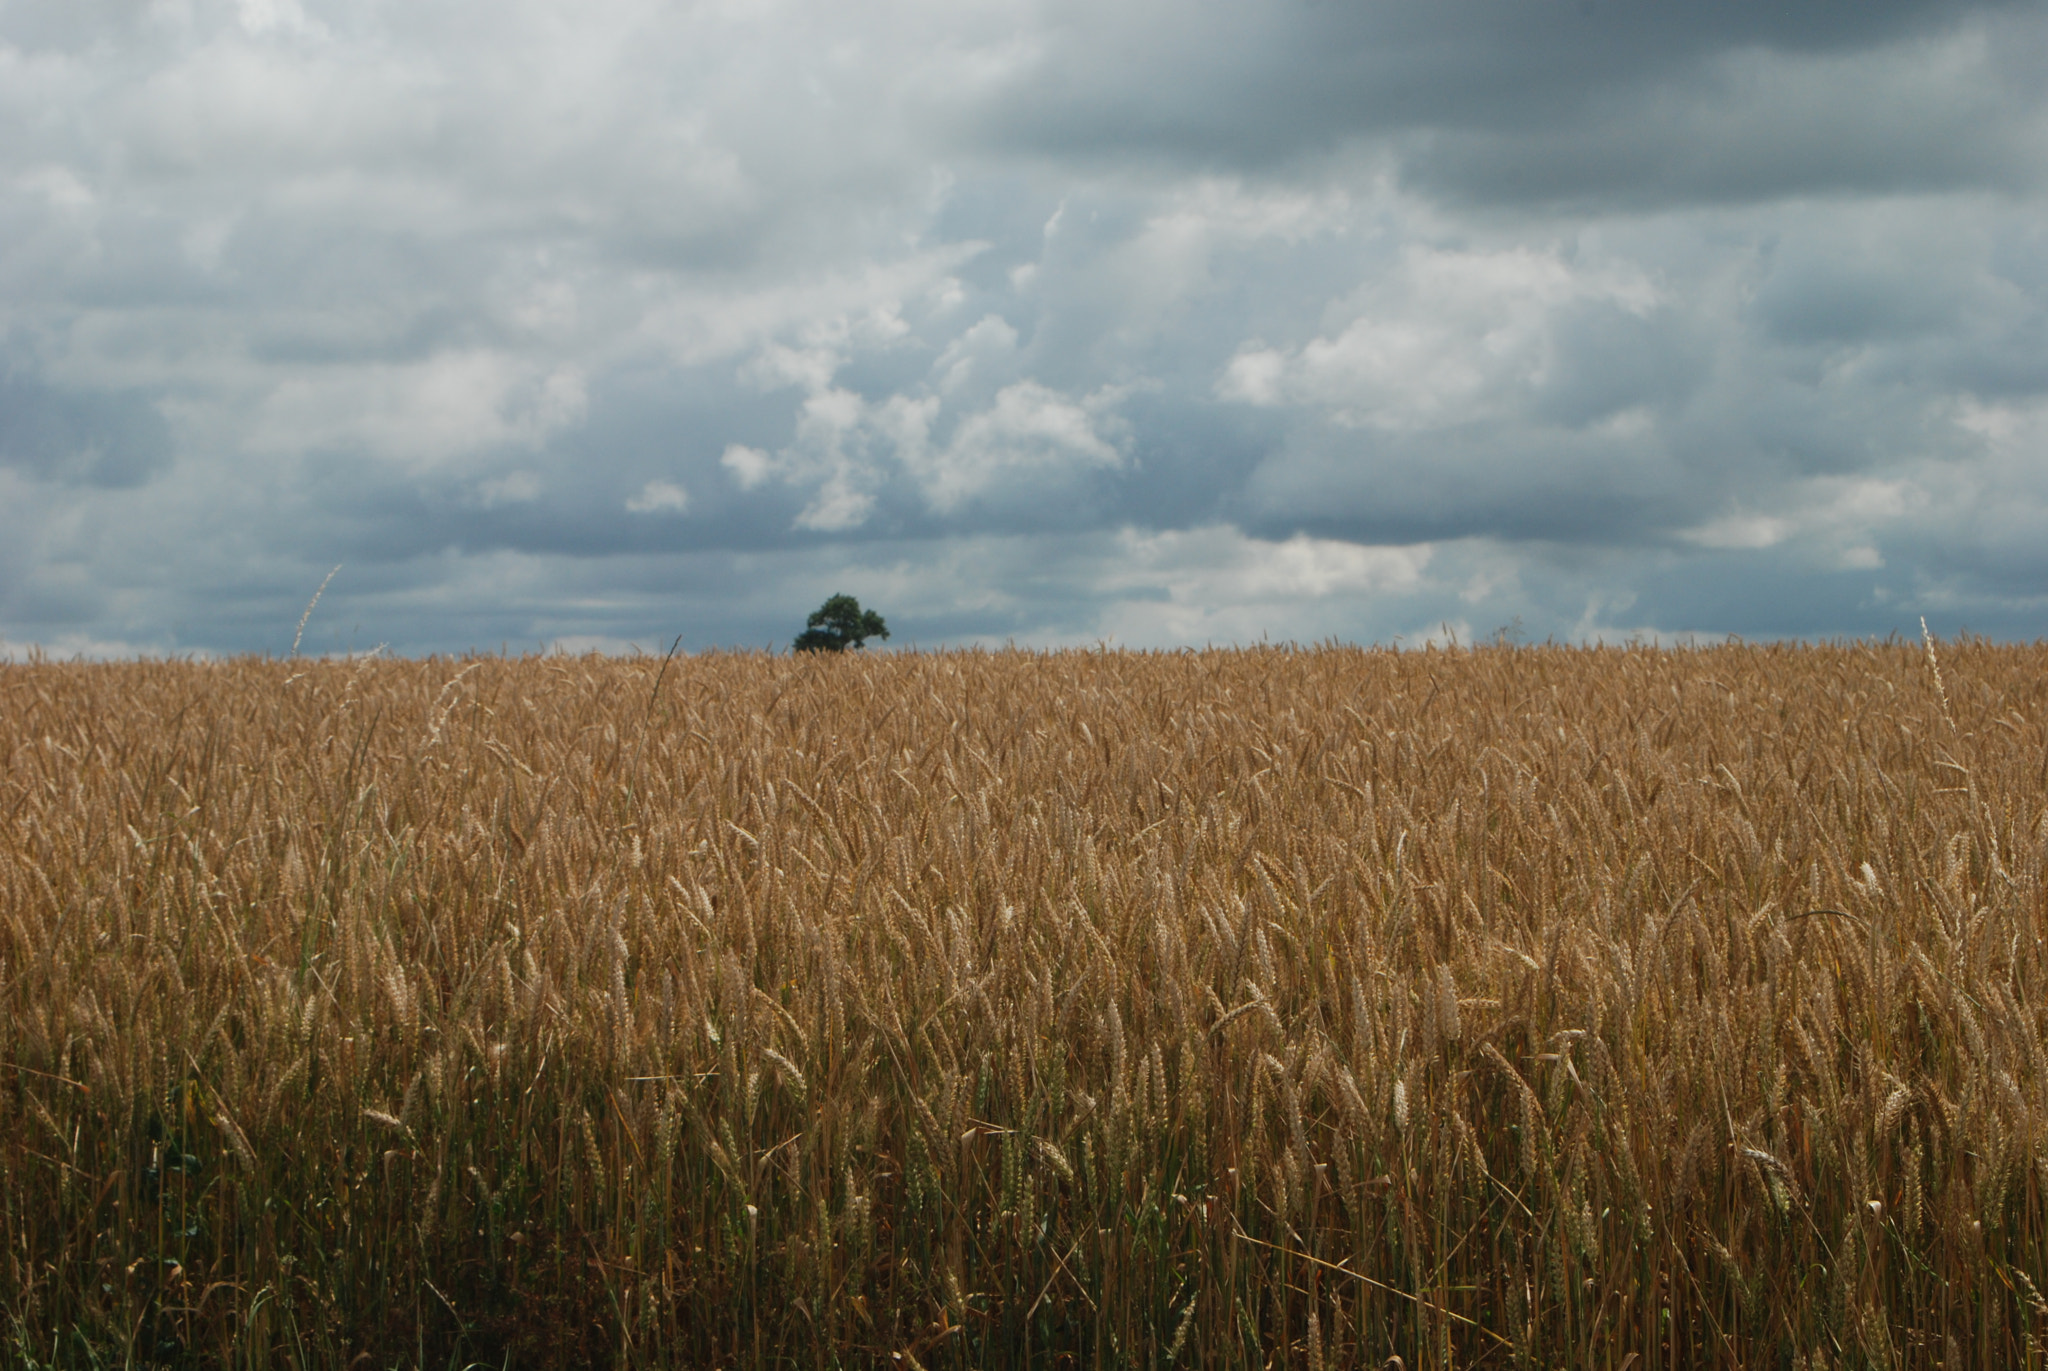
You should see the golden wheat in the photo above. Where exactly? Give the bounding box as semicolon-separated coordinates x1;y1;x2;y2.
1;640;2045;1367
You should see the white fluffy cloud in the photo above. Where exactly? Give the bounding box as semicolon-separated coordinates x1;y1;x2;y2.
625;478;688;514
1089;527;1433;647
715;320;1125;528
901;381;1124;513
1221;245;1662;430
243;357;589;466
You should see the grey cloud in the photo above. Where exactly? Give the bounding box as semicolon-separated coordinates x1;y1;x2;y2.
1755;261;1970;347
1528;301;1707;429
1607;553;1898;640
0;0;157;53
1750;229;2016;347
1400;30;2043;209
1243;423;1683;547
0;364;172;486
2;0;2046;658
965;0;2043;201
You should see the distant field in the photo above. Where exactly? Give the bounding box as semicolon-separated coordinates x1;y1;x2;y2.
3;642;2045;1368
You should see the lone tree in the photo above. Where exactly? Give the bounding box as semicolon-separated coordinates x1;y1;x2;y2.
794;594;889;653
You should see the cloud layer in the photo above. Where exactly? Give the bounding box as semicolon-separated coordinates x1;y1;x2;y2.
3;0;2045;656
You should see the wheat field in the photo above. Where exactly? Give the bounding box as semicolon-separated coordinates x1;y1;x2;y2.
2;640;2045;1368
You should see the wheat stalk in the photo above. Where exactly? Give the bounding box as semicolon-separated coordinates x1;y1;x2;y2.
0;641;2041;1366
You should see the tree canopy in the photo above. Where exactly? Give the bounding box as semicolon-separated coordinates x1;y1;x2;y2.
793;594;889;653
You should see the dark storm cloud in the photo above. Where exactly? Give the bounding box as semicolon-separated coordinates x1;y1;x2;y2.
970;0;2040;197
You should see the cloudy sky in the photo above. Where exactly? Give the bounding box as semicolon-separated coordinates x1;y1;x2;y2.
3;0;2045;656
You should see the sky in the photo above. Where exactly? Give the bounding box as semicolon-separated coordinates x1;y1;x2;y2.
2;0;2046;657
